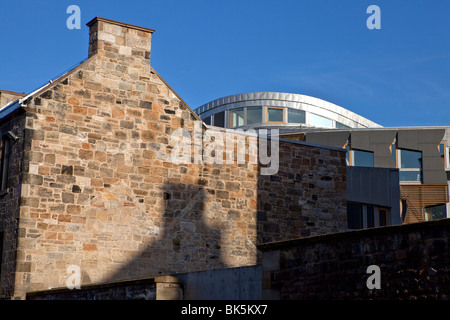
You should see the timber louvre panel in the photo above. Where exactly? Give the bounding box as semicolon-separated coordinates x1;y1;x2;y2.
400;184;448;223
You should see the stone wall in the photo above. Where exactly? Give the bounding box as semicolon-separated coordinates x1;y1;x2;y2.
6;17;347;299
0;109;26;299
0;90;25;108
260;219;450;300
26;275;182;300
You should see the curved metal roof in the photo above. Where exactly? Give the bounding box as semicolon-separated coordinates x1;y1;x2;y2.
195;92;382;128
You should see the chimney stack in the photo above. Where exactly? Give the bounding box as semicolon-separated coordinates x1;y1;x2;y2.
86;17;155;69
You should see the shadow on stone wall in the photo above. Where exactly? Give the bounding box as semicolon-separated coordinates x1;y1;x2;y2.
105;182;226;282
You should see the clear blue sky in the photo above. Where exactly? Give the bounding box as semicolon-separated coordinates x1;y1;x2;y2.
1;0;450;127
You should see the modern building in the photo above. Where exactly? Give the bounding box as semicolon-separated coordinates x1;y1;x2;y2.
195;92;382;130
195;92;450;227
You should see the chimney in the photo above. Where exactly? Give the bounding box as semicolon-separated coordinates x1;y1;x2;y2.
86;17;155;68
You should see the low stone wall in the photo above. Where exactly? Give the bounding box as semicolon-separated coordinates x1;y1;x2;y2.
26;275;182;300
260;219;450;300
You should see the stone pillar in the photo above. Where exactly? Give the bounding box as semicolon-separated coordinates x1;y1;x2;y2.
155;276;183;300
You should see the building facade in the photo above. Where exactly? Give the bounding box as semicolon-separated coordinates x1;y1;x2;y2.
0;17;347;299
196;93;450;227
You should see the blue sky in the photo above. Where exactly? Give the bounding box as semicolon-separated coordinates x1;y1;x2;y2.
1;0;450;127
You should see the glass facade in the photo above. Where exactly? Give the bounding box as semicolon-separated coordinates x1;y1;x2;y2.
400;149;422;169
288;109;305;124
347;203;363;229
229;108;244;128
309;113;333;128
200;106;361;130
353;149;374;167
398;148;422;182
247;107;262;125
425;204;447;221
267;107;284;122
203;116;211;125
214;111;225;127
336;122;350;129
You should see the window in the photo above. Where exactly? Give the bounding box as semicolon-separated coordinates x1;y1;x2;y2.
246;107;262;125
347;203;363;229
367;205;375;228
344;144;351;166
203;116;211;125
336;122;350;129
439;142;446;168
378;207;389;226
287;109;305;124
309;113;333;128
398;148;422;182
266;107;284;123
425;204;447;221
391;143;397;166
353;149;374;167
348;203;391;229
213;111;225;127
0;136;11;192
229;108;244;128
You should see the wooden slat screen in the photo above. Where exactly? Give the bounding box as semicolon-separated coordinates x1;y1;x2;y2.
400;184;449;223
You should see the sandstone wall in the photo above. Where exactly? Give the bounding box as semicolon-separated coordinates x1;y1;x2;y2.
7;18;346;299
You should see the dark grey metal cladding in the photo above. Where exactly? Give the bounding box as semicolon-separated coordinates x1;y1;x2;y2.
304;131;350;148
351;130;397;168
346;166;401;225
397;129;446;184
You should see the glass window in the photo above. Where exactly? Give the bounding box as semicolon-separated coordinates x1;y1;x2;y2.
213;111;225;127
378;208;389;226
267;107;284;122
287;109;305;124
439;143;446;168
399;149;422;169
391;143;397;166
425;204;447;221
347;203;363;229
399;171;422;182
203;116;211;125
353;149;374;167
345;144;351;166
229;108;244;128
246;107;262;125
367;205;374;228
309;113;333;128
336;122;350;129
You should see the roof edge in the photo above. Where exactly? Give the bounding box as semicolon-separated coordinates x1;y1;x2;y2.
86;17;155;34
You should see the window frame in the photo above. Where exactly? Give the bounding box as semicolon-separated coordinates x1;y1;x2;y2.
424;203;447;221
228;108;245;128
439;141;446;169
396;148;423;184
377;207;389;227
246;106;263;125
287;108;306;124
266;106;285;123
352;148;374;168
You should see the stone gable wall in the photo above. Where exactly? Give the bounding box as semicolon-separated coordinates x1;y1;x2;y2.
6;18;346;299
